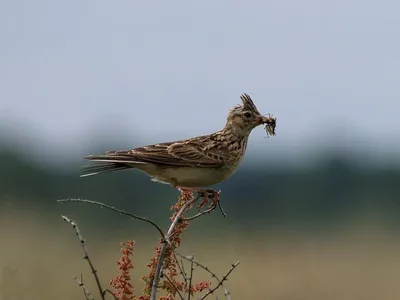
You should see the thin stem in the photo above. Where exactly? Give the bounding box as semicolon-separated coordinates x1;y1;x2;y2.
172;251;188;286
58;198;166;240
163;272;185;300
176;252;239;300
187;256;195;300
183;204;218;221
200;262;239;300
104;289;118;300
73;274;94;300
62;216;105;300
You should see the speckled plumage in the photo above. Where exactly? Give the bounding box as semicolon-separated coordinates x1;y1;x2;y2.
81;93;276;189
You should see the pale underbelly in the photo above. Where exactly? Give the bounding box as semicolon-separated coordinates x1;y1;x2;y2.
140;165;237;188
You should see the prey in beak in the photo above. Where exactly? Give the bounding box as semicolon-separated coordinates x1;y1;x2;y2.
262;114;276;137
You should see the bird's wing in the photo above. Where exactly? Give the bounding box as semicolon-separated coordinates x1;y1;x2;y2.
84;133;231;168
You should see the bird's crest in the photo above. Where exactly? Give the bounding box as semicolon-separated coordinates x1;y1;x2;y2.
240;93;259;113
229;93;261;116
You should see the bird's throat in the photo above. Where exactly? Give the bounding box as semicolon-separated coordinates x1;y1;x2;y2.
223;123;252;138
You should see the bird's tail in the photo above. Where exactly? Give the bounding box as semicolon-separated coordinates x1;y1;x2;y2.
80;162;132;177
80;153;146;177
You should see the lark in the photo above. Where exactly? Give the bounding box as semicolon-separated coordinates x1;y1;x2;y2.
81;93;276;205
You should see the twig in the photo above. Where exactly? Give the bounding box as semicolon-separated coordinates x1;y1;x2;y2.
217;200;227;217
162;272;185;300
200;262;239;300
73;274;94;300
172;251;188;285
62;216;106;300
150;197;197;300
58;198;166;240
187;255;195;300
177;252;239;300
104;289;118;300
184;204;219;221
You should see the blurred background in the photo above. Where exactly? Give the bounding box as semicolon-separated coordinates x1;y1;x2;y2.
1;1;400;299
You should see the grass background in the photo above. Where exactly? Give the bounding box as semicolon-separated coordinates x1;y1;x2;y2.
1;209;399;300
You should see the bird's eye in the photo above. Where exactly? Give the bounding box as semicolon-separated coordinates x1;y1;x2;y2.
244;112;252;118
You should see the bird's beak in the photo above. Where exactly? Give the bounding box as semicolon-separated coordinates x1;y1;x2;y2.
258;116;271;125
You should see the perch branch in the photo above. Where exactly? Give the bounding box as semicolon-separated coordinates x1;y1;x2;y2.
184;190;226;220
184;204;220;221
150;197;198;300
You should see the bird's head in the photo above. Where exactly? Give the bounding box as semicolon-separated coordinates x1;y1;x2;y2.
226;93;276;136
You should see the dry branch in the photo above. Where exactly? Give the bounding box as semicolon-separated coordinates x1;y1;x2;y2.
150;196;198;300
58;198;165;240
59;193;239;300
177;253;239;300
61;216;106;300
74;274;94;300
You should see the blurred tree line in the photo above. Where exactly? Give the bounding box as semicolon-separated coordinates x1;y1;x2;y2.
1;143;400;233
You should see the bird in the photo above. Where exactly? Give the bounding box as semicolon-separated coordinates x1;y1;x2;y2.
81;93;276;206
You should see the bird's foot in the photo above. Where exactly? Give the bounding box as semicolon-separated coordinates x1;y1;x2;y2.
176;187;225;217
197;189;220;210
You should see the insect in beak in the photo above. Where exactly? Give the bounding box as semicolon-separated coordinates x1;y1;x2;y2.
262;114;276;137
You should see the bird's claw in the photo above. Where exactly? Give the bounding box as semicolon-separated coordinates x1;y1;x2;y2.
197;189;220;210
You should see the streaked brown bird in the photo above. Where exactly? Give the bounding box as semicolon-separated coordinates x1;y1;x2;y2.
81;93;276;205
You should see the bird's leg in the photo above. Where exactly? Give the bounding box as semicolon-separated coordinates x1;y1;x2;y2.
197;189;220;210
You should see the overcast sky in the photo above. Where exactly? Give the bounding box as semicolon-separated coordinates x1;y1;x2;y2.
1;0;399;165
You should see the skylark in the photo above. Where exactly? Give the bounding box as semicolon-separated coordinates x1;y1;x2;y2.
81;93;276;205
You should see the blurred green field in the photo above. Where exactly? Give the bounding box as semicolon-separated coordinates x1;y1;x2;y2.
1;208;400;300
